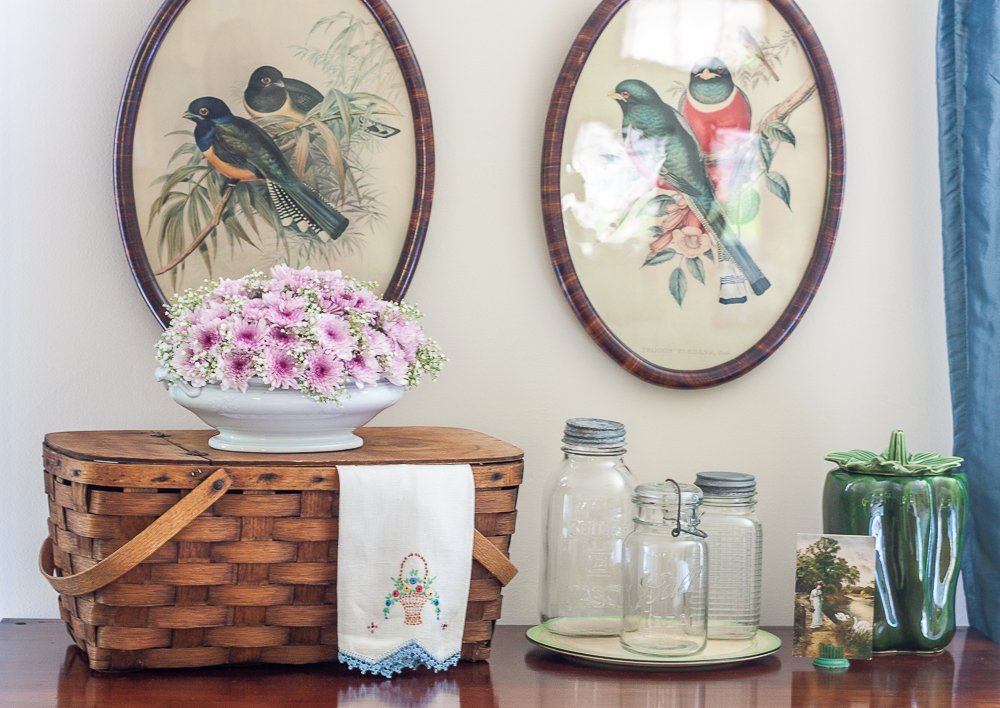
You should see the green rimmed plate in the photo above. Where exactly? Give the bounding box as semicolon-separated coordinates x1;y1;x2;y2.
525;625;782;670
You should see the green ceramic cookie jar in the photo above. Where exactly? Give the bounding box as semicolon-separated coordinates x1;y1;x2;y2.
822;431;967;653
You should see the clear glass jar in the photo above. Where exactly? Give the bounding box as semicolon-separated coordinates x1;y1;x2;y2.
695;472;762;639
620;481;708;656
540;418;637;636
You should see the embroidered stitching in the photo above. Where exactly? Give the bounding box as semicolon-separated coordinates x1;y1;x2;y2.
383;552;441;624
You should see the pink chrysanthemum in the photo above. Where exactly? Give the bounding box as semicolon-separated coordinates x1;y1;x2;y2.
219;350;255;392
230;317;268;350
270;264;312;290
193;301;229;323
213;278;246;300
191;322;223;352
266;326;299;350
171;347;206;387
383;354;410;387
241;299;269;321
305;350;345;395
262;291;306;327
315;314;354;359
346;354;381;388
263;348;301;389
365;327;394;357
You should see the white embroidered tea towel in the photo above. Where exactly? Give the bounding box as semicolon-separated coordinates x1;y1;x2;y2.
337;464;474;677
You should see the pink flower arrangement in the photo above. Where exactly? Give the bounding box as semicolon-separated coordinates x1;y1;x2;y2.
156;266;444;403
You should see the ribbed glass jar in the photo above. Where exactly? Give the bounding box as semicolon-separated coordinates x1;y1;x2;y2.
695;472;762;639
620;482;708;657
540;419;637;637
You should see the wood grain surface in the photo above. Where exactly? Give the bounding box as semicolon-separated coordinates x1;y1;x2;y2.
540;0;845;388
43;428;524;490
115;0;434;328
1;622;996;707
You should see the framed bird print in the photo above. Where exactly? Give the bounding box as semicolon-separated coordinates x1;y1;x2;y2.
115;0;433;327
542;0;844;387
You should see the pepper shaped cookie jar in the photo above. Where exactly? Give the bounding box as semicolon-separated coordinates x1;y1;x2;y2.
822;430;967;653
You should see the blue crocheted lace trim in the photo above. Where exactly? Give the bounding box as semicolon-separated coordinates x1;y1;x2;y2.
339;640;460;678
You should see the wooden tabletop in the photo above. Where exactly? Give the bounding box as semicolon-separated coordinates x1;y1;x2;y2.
2;620;997;707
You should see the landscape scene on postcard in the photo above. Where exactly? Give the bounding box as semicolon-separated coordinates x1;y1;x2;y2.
794;533;875;659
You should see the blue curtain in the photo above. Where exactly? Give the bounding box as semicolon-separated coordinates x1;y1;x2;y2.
938;0;1000;643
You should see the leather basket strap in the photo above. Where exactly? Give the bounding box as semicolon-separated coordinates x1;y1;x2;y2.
472;529;518;586
39;468;232;596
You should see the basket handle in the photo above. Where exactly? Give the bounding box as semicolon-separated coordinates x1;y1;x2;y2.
38;468;232;596
472;530;518;586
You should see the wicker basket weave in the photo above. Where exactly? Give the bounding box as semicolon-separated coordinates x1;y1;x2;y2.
39;428;521;671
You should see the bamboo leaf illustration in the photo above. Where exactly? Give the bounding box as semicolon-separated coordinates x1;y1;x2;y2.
235;183;259;235
704;248;715;262
168;141;201;165
726;188;761;226
764;120;796;147
333;89;354;152
198;241;212;276
309;118;348;203
294;131;311;178
766;171;792;209
686;256;706;284
669;266;688;305
643;248;677;267
159;165;205;200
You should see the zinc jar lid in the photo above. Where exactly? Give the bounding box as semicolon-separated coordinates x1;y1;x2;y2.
633;481;702;507
694;471;756;496
563;418;626;450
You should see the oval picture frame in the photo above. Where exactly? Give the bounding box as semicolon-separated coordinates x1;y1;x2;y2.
542;0;844;388
116;0;433;328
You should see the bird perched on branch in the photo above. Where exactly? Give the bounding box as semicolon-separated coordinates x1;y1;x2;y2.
610;79;769;298
184;96;349;241
678;57;751;200
243;66;400;138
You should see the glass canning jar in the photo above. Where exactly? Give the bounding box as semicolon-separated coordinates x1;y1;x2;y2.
540;418;637;636
620;481;708;657
695;472;762;639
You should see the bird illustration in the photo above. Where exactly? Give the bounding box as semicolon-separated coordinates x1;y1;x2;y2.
678;58;752;200
610;79;770;297
243;66;400;138
184;96;349;241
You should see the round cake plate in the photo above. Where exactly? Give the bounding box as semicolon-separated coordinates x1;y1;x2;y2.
525;625;782;670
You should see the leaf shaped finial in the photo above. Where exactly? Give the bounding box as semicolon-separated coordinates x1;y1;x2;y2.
825;430;963;477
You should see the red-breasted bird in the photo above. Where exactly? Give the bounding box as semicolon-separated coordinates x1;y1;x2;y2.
243;66;399;138
184;96;349;241
611;79;769;296
678;58;751;200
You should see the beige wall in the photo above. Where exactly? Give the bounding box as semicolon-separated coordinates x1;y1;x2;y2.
0;0;965;626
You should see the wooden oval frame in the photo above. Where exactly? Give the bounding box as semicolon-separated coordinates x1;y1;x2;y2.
541;0;845;388
115;0;434;328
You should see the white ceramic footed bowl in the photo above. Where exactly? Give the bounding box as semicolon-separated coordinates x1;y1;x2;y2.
160;375;406;453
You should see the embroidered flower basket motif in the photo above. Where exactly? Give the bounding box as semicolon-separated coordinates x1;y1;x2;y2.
384;553;441;625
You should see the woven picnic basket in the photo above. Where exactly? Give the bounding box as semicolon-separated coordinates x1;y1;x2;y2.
39;427;521;671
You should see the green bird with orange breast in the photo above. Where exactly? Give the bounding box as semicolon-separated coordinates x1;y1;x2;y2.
184;96;349;241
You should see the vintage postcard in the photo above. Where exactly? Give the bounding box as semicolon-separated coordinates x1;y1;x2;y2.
794;533;875;660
